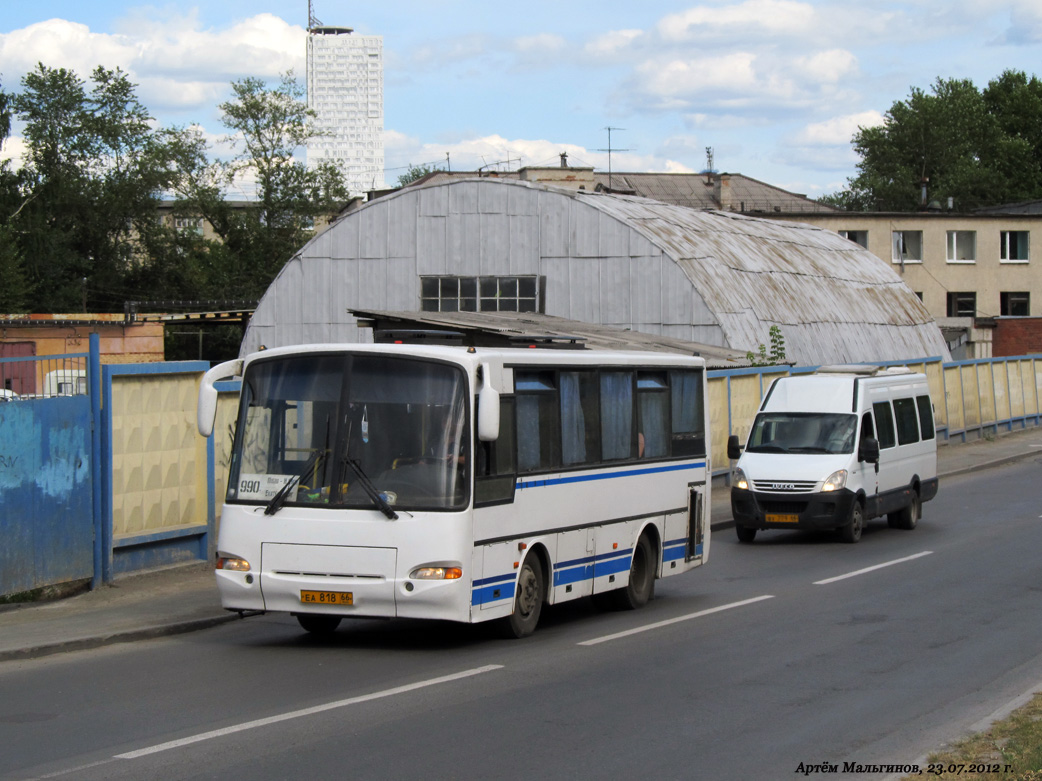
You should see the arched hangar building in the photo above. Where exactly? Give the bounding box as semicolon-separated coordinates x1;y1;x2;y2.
243;178;950;365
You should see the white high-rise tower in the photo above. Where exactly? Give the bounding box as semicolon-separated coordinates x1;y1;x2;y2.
306;5;384;195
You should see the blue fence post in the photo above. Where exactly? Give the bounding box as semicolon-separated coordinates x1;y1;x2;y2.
89;333;104;590
101;364;114;584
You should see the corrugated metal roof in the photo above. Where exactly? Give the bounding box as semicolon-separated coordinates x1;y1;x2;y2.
573;191;948;364
349;309;751;368
246;177;949;366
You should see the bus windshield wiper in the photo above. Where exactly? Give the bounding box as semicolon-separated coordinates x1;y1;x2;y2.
341;457;398;520
264;449;322;516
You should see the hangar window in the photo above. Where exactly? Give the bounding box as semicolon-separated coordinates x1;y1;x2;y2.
420;276;543;313
892;231;923;264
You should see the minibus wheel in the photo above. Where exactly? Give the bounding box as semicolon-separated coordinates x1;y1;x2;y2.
735;525;757;543
839;502;864;543
503;555;544;638
296;614;342;635
889;491;920;530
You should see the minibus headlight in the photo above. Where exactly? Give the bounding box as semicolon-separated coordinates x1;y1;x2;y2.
216;556;251;572
410;567;463;580
822;470;848;492
733;467;749;491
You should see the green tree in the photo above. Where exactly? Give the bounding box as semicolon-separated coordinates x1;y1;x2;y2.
397;163;442;187
9;64;184;311
830;75;1042;211
174;72;349;300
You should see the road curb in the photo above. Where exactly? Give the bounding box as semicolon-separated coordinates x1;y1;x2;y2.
0;613;243;663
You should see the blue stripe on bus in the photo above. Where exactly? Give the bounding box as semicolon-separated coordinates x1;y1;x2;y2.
516;461;706;490
471;538;705;606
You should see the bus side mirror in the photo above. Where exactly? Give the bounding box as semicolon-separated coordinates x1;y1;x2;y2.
477;363;500;442
727;434;743;460
198;359;243;437
859;437;880;464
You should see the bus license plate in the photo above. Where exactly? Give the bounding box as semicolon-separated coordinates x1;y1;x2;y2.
300;590;353;606
766;513;799;524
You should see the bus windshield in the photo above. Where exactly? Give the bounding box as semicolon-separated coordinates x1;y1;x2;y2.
745;412;857;455
227;353;469;511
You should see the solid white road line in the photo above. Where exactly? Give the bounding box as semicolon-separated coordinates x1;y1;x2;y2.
578;595;775;647
115;664;504;760
813;551;933;585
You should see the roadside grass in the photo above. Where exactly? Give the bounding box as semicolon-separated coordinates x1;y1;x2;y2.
904;692;1042;779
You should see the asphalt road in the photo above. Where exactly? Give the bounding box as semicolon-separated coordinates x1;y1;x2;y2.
2;457;1041;781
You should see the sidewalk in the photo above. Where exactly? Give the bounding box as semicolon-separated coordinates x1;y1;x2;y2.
2;426;1040;662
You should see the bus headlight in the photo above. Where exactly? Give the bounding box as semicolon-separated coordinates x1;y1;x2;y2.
822;470;848;492
216;556;251;572
410;567;463;580
733;467;749;491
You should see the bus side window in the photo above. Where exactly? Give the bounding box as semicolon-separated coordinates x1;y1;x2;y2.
516;372;559;472
600;371;635;460
637;371;669;458
872;401;897;449
476;397;517;506
670;369;705;457
560;371;600;465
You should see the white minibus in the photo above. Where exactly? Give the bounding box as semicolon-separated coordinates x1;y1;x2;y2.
727;366;938;543
198;343;711;637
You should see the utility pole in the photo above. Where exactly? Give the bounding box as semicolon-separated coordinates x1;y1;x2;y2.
597;127;632;191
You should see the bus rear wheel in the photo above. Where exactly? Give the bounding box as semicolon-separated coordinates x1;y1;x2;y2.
611;534;656;610
502;555;544;638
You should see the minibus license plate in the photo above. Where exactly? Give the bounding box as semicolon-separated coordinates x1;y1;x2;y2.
300;590;353;606
767;513;799;524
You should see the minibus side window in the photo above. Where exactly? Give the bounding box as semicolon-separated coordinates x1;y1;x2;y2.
873;402;897;449
916;395;935;440
892;398;921;445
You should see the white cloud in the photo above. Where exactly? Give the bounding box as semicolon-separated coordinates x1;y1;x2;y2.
0;13;305;116
583;29;644;58
0;135;27;169
658;0;817;42
793;49;859;84
795;111;885;145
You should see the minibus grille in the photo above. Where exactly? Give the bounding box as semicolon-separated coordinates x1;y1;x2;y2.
751;479;817;493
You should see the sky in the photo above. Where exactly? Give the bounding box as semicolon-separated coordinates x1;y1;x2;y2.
1;1;1041;199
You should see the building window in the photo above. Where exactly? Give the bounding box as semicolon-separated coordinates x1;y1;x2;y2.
174;217;204;236
1000;292;1030;316
946;230;976;263
946;292;977;317
839;230;868;248
892;231;923;263
1000;231;1029;263
420;276;542;313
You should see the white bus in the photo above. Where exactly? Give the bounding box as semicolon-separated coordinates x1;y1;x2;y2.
198;343;711;638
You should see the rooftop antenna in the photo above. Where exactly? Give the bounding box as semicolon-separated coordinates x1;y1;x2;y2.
705;147;715;173
596;126;631;190
308;0;323;30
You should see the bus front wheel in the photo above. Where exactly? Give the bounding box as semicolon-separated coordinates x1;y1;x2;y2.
503;555;544;639
296;614;342;635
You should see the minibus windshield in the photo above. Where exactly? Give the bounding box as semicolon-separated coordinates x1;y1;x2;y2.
746;412;856;455
227;353;469;511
